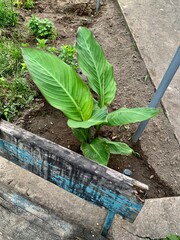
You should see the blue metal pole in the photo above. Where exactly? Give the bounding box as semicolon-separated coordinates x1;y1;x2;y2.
96;0;100;11
132;46;180;142
101;210;115;237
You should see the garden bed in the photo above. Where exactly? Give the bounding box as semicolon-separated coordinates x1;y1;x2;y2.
1;0;178;199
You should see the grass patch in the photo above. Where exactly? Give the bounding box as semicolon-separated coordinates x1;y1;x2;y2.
0;37;22;77
0;77;36;121
0;0;18;27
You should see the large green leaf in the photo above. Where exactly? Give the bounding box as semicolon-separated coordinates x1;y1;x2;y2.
68;105;107;128
107;107;160;126
22;48;93;121
81;138;110;165
76;27;116;107
102;138;134;155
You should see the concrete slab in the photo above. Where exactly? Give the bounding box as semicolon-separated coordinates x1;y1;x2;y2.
117;0;180;143
110;197;180;239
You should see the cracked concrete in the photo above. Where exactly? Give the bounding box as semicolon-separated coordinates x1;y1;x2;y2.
109;197;180;239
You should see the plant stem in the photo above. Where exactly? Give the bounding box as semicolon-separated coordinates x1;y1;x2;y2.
95;124;102;138
86;128;91;143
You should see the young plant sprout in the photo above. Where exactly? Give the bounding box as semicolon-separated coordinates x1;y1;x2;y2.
22;27;159;166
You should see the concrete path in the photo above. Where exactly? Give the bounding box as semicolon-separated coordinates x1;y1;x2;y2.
117;0;180;143
0;156;180;240
110;197;180;239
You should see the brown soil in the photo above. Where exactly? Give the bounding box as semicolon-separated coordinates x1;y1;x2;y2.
15;0;177;199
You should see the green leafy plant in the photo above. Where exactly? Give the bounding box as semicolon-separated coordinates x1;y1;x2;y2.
0;0;18;27
36;38;48;49
13;0;23;8
24;0;34;9
36;39;78;70
161;235;180;240
36;38;57;54
28;15;56;39
22;27;160;166
59;45;78;71
0;37;22;77
0;77;36;121
13;0;34;9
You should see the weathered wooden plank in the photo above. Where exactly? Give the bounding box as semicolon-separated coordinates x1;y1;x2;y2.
0;120;148;222
0;184;100;240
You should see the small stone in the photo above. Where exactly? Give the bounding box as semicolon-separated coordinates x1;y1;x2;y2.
50;122;53;125
150;175;154;179
112;105;118;110
112;135;117;140
123;169;132;177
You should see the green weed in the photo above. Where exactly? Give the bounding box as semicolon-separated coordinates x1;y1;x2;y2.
0;0;18;27
59;45;78;71
0;38;22;77
36;39;78;70
24;0;34;9
0;77;36;121
28;15;56;39
13;0;34;9
161;235;180;240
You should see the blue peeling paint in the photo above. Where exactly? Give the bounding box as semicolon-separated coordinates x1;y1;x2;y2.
51;174;142;221
0;138;143;222
0;139;34;166
10;194;32;209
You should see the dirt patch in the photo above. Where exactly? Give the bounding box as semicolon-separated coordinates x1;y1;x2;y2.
15;0;179;198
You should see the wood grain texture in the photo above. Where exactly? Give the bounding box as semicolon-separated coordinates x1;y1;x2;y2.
0;120;148;222
0;184;100;240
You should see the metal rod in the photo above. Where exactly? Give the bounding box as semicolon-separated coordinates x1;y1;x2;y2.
132;46;180;142
101;210;115;237
96;0;100;11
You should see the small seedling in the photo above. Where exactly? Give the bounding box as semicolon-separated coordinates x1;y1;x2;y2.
59;45;78;71
22;27;160;166
36;38;48;49
28;15;56;39
36;39;78;70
